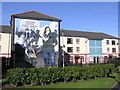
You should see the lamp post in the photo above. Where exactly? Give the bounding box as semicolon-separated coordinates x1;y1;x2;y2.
62;29;65;67
118;38;120;58
10;16;15;68
85;39;88;64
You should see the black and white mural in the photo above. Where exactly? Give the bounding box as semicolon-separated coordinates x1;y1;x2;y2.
14;18;59;67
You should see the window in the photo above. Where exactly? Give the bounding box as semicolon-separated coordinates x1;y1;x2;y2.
112;40;115;45
112;48;116;53
107;48;109;52
89;40;96;46
104;56;108;59
76;38;80;44
96;40;102;46
104;56;108;63
96;48;102;55
106;40;109;45
67;38;73;44
76;47;80;52
90;48;96;55
67;47;73;53
80;56;84;62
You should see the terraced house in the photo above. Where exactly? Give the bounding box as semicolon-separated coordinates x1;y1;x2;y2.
0;25;11;58
60;30;119;64
0;25;119;65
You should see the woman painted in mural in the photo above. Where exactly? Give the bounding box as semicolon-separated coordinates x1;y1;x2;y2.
42;26;58;67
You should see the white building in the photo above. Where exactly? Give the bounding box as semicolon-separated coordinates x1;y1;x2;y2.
0;26;119;65
0;25;11;58
60;30;119;64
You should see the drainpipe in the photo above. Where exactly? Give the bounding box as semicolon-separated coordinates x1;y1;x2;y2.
85;39;88;64
62;29;65;67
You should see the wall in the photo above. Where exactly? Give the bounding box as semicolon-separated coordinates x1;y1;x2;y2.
60;36;89;64
102;39;119;57
0;33;11;58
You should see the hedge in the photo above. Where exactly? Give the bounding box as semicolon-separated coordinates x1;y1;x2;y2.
5;64;115;87
114;58;120;67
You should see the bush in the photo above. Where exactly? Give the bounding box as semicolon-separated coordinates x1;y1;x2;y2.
5;64;115;87
114;58;120;67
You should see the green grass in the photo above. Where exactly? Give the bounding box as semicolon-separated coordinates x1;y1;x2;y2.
2;73;120;89
25;78;116;88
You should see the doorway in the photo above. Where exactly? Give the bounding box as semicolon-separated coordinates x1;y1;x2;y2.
93;57;100;64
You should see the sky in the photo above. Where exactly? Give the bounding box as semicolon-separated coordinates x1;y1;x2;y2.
1;2;119;37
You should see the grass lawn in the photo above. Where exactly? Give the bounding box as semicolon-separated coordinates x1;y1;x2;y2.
25;77;117;89
18;73;119;89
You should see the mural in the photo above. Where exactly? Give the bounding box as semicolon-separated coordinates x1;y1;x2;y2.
14;18;59;67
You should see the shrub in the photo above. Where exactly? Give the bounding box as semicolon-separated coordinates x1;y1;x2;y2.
114;58;120;67
5;64;115;87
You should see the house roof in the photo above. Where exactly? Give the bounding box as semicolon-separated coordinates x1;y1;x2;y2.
11;11;62;22
0;25;118;40
0;25;11;33
60;30;119;39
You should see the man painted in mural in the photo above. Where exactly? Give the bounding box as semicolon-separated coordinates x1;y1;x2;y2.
30;29;43;59
25;40;37;66
24;28;43;60
32;30;42;46
24;28;35;46
16;32;26;48
42;26;58;67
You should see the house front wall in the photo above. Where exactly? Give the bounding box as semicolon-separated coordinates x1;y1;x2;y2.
102;39;119;56
101;39;119;63
60;36;119;65
60;36;89;64
1;32;118;63
0;33;11;58
60;36;89;53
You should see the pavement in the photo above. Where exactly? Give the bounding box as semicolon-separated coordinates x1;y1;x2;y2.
111;82;120;90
